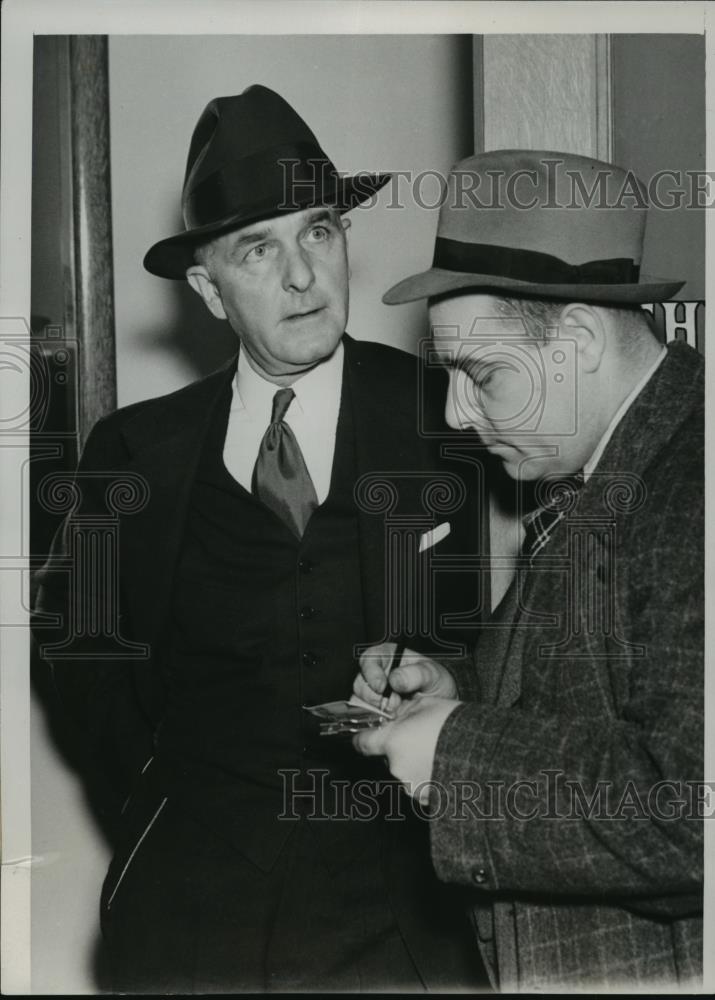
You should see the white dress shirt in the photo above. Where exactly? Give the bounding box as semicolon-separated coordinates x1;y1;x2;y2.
222;341;344;504
583;345;666;481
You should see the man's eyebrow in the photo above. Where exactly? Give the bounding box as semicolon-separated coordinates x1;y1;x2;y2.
429;345;454;367
430;343;483;373
225;209;337;256
302;208;338;227
226;226;273;254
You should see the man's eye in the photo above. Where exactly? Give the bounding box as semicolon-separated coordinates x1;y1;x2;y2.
308;225;330;241
462;362;494;389
475;360;519;388
245;244;268;261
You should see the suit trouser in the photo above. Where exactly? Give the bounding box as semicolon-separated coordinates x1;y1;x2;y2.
99;795;439;994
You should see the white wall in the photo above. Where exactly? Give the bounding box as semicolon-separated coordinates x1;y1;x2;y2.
31;699;109;994
109;34;472;405
31;33;471;993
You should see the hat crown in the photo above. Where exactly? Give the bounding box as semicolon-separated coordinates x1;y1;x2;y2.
439;149;648;266
183;85;326;200
143;84;389;278
382;148;683;305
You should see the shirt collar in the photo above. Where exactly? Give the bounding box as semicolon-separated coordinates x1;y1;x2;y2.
290;339;344;419
232;339;344;419
583;345;667;481
233;347;277;416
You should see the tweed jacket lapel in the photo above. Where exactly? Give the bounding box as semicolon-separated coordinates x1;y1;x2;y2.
118;356;237;649
473;577;520;705
492;341;704;710
584;341;703;492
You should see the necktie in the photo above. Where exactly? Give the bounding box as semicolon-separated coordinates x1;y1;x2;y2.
521;471;584;562
252;387;318;537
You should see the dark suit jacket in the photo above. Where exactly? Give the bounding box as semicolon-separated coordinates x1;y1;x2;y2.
33;333;491;992
430;341;704;991
34;333;481;815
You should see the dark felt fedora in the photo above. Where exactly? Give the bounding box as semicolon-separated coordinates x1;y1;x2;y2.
144;84;390;279
384;149;684;306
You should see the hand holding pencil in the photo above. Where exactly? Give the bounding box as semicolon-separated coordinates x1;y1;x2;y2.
352;641;458;713
379;641;405;713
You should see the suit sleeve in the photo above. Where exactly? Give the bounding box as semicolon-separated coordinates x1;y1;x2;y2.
32;416;157;811
428;444;703;918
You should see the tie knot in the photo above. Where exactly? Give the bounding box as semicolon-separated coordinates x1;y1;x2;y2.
271;387;295;424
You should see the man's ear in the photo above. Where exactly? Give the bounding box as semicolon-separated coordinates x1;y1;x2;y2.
186;265;228;321
558;303;607;373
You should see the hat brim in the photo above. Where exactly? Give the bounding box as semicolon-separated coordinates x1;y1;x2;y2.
144;173;391;279
383;267;685;306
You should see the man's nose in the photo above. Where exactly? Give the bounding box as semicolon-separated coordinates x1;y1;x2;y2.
282;245;315;293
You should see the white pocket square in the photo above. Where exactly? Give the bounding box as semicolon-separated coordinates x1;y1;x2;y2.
419;522;451;553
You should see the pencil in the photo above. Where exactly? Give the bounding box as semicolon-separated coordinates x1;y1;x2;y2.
380;640;406;715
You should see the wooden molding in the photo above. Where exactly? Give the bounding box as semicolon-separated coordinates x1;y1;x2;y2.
68;36;117;447
478;34;614;157
595;34;613;161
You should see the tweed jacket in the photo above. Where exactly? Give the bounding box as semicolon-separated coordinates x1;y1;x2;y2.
430;341;704;992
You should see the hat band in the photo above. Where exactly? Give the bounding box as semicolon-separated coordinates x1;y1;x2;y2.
432;238;640;286
183;141;342;229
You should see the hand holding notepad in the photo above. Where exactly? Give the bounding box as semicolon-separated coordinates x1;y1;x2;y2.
303;695;394;736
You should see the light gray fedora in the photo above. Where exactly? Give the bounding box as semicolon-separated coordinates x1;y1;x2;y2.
384;149;684;306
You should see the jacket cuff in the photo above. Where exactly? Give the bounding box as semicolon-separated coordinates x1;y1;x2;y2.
428;701;511;891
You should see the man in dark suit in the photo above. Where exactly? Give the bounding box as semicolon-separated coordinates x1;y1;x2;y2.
33;86;486;992
354;150;703;991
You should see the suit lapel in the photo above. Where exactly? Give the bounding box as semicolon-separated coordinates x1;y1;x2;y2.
343;336;390;642
477;576;521;705
488;342;704;709
119;356;237;649
586;341;703;488
120;333;416;650
342;335;423;643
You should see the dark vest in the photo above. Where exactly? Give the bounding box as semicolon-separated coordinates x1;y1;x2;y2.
154;371;386;872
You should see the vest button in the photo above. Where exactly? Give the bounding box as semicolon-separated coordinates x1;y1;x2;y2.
298;558;314;574
299;605;316;620
472;868;488;886
302;652;318;668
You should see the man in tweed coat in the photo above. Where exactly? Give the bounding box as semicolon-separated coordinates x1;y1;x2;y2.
353;150;704;991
